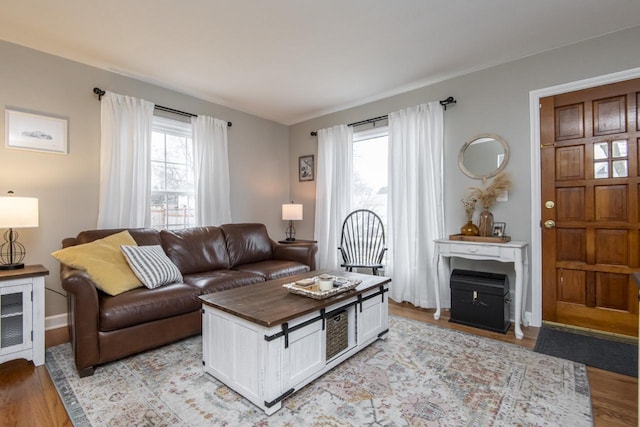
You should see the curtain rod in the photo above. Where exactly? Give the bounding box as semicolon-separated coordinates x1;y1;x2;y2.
349;114;389;128
92;88;232;127
310;96;456;136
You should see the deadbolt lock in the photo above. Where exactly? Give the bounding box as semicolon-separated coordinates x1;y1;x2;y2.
545;200;555;209
544;220;556;229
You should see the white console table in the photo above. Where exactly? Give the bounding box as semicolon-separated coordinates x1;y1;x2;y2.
433;239;529;339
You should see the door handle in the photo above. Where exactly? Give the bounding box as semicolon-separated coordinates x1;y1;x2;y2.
544;220;556;229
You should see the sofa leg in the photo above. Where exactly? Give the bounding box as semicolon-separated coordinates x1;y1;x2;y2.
78;366;95;378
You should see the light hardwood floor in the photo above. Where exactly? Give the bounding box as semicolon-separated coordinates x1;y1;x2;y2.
0;302;636;426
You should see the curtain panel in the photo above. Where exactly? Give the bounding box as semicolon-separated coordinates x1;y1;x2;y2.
192;115;232;226
97;91;154;228
314;125;353;270
387;101;445;308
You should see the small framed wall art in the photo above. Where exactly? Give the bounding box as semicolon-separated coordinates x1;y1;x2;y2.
299;155;314;181
5;108;68;154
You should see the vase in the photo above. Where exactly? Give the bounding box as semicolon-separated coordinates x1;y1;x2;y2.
478;209;494;237
460;220;479;236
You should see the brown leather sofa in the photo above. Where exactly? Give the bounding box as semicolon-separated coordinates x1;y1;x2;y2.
60;223;317;377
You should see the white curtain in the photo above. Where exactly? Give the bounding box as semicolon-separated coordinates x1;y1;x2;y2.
314;125;353;270
387;101;445;308
97;91;154;228
192;115;232;226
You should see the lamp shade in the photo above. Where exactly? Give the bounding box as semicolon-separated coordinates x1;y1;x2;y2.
0;196;39;228
282;203;303;221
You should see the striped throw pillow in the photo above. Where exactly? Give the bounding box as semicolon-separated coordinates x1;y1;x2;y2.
121;245;183;289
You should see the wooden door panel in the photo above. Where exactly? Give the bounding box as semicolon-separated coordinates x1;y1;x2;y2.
557;269;586;304
637;182;640;221
596;272;631;311
593;95;627;136
636;138;640;176
594;185;627;221
557;229;587;262
594;229;629;265
556;146;584;180
637;93;640;129
541;78;640;337
556;187;585;220
555;103;584;140
556;302;637;337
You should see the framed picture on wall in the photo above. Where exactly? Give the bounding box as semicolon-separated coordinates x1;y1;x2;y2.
299;155;314;181
5;108;68;154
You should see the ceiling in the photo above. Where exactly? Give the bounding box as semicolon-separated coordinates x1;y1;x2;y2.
2;1;640;125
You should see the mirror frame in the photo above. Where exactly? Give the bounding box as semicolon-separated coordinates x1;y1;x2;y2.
458;133;510;180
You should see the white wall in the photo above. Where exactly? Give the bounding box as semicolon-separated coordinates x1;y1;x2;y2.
289;26;640;314
0;40;291;318
4;25;640;321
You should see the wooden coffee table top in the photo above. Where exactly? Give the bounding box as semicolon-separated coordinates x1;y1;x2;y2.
200;270;391;328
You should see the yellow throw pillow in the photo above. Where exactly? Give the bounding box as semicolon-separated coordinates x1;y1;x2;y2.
52;230;142;296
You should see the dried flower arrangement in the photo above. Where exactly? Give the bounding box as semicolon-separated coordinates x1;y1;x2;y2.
460;196;477;221
467;172;512;209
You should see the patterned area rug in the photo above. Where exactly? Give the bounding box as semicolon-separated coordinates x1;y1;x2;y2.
46;316;592;426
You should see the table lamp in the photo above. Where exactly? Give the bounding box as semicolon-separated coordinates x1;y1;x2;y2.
0;191;39;270
281;202;303;241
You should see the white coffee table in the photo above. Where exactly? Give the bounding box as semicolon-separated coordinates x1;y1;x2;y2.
200;270;390;415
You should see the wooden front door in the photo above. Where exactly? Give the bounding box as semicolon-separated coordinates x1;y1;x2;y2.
540;78;640;337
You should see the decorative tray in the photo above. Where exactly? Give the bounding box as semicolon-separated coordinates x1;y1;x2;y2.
448;234;511;243
283;275;362;300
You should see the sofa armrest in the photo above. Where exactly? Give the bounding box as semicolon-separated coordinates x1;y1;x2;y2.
273;243;318;271
61;266;101;375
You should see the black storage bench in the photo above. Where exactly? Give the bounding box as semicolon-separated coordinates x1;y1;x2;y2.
449;269;510;334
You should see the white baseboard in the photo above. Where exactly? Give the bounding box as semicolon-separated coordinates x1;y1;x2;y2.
46;313;68;331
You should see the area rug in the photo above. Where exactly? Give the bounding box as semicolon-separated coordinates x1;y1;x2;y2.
46;316;592;426
534;325;638;377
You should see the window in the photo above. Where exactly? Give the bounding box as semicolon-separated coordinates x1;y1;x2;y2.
151;117;196;230
593;139;628;179
352;127;388;225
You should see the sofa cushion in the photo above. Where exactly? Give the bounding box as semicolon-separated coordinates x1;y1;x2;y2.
183;270;265;295
233;260;310;280
121;245;183;289
99;283;201;331
161;227;230;274
221;223;273;267
52;230;142;296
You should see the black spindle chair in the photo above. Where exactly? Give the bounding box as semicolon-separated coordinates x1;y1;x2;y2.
338;209;387;276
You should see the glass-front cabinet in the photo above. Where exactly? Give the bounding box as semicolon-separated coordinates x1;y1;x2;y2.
0;265;49;366
0;282;32;356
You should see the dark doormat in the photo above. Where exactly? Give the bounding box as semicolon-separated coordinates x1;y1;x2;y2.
534;325;638;377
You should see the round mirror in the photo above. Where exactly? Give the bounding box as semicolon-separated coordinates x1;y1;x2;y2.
458;133;510;180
